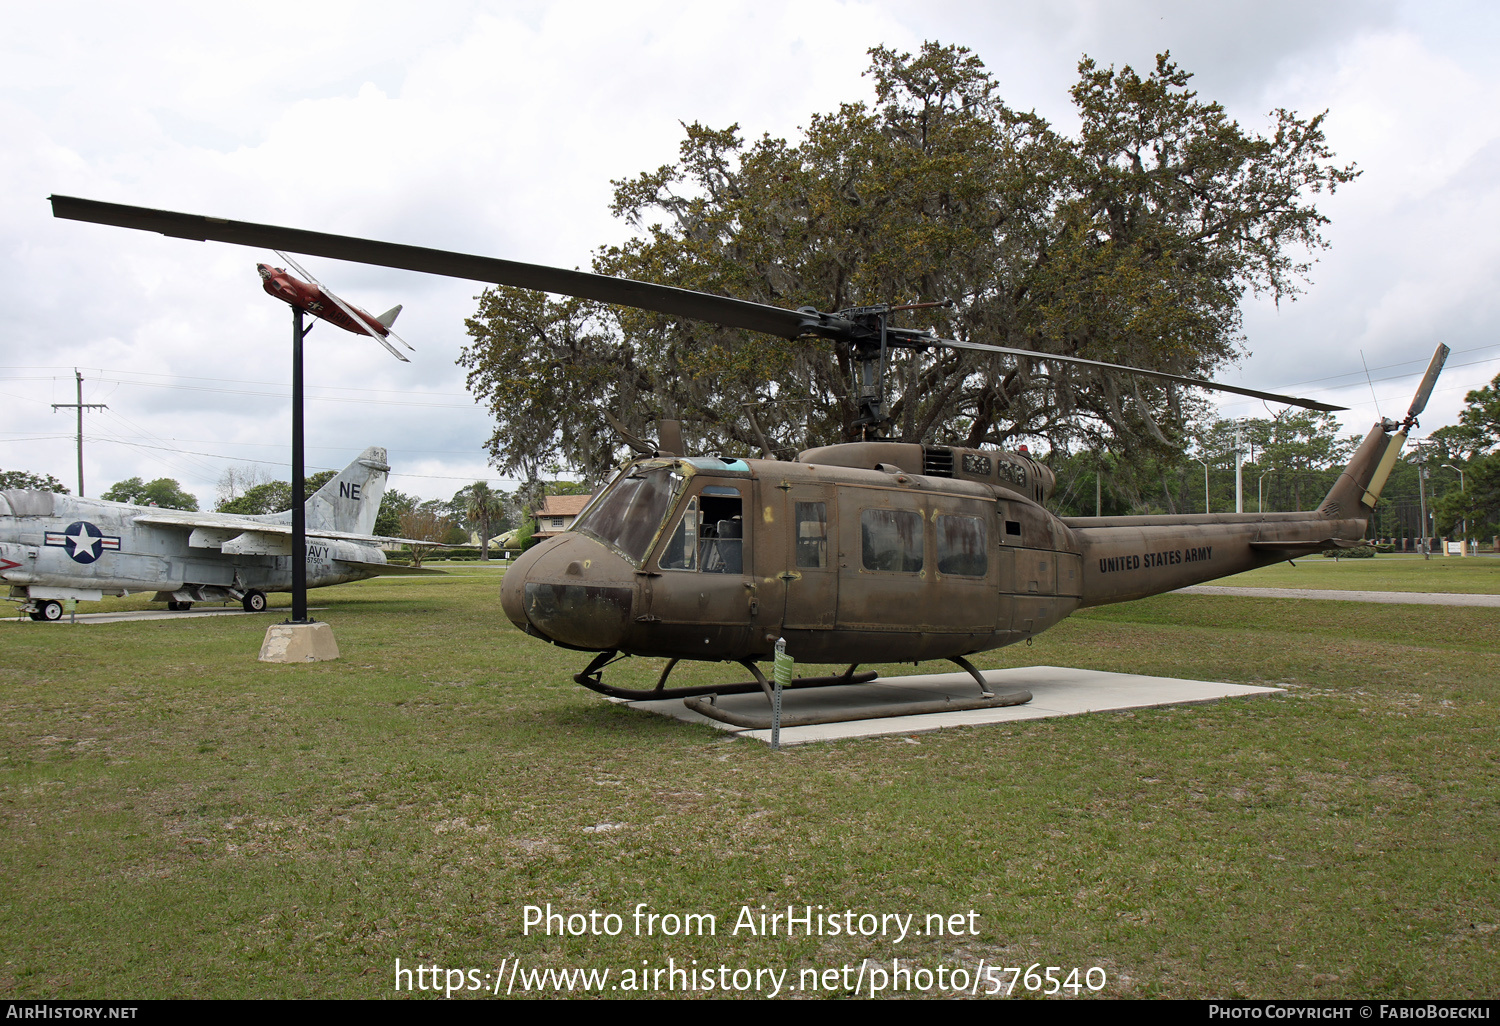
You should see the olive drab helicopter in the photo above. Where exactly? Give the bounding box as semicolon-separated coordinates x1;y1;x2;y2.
50;196;1446;723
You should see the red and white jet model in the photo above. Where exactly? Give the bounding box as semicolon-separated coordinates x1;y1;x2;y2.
257;250;413;362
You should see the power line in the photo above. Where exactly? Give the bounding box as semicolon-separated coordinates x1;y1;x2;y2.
77;436;509;486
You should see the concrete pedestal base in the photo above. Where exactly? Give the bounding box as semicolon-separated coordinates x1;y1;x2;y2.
258;621;340;663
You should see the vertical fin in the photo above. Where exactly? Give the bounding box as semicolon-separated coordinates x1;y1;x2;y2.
1319;422;1396;518
1321;343;1449;518
305;447;390;535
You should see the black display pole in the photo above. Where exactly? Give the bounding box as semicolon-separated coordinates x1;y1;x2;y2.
290;305;308;623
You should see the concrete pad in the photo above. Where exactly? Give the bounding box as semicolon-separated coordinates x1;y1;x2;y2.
615;665;1281;745
1176;585;1500;607
258;621;340;663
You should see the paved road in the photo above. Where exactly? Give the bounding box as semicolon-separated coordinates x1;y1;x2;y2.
11;607;327;624
1176;586;1500;607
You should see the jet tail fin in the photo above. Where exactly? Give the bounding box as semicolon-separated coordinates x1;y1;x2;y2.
375;304;402;329
305;447;390;536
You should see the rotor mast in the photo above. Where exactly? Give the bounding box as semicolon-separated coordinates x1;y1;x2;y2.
833;300;955;439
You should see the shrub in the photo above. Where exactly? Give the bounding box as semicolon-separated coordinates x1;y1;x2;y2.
1321;545;1375;559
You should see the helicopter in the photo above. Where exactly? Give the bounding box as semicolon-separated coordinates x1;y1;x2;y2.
48;196;1444;719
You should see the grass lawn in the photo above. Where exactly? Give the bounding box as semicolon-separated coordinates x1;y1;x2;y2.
1;564;1495;1000
1212;553;1500;594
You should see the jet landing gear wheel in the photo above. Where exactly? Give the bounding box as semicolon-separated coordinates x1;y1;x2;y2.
167;600;193;612
31;600;64;622
241;590;267;613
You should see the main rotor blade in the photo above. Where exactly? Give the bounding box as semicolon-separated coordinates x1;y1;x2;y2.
922;336;1346;412
1404;343;1451;423
51;195;811;340
49;194;1346;412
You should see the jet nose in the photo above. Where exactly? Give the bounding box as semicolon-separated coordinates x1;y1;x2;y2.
501;536;636;650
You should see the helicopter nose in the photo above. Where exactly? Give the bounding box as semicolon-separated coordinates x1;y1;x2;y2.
500;535;635;650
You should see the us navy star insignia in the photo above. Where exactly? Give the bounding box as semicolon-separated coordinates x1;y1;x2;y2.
44;522;120;564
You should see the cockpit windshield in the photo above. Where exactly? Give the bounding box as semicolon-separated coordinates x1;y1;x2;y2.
572;463;681;565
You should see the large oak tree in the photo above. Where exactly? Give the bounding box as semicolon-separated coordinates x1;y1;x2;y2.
462;44;1356;484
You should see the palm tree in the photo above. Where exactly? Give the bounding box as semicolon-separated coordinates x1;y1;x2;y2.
466;482;505;561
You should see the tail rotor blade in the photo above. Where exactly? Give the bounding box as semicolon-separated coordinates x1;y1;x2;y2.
1404;343;1451;426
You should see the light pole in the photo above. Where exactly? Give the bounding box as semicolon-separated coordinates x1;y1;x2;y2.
1258;471;1273;514
1194;457;1210;514
1235;420;1245;513
1442;464;1467;555
1416;457;1432;560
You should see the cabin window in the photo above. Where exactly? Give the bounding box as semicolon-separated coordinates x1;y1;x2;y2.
574;465;679;565
658;485;744;574
936;514;987;577
861;508;923;573
795;501;827;568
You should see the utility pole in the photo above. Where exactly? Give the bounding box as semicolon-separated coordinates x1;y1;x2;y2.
50;369;107;496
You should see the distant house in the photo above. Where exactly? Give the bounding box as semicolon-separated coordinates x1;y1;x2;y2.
533;493;593;541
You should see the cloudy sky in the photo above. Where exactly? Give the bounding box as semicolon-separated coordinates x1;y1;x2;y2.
4;0;1497;507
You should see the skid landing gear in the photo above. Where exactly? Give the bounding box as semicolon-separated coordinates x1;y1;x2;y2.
572;652;1032;727
572;650;875;701
684;687;1032;730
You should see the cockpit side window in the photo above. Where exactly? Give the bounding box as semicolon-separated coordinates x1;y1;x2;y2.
657;484;744;574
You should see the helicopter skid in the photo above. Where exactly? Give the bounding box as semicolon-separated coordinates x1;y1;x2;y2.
572;651;877;701
681;688;1033;729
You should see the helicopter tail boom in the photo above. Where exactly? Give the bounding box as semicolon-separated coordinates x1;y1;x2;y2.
1069;416;1400;607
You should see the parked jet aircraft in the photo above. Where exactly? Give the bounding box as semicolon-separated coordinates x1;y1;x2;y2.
1;447;436;621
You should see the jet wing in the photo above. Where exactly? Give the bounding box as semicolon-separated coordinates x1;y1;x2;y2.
137;511;448;572
132;512;430;547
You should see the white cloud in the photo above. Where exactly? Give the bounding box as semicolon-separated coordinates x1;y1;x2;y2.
3;0;1496;505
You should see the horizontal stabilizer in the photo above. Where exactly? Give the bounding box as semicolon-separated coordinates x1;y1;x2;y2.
1248;538;1368;557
